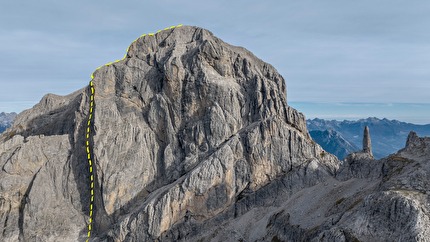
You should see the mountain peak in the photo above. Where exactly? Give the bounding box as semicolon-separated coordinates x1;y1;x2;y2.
0;25;338;241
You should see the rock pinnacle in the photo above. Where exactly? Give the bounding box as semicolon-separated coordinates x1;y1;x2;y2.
363;126;372;155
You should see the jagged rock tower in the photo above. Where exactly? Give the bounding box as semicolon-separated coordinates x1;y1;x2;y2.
363;126;372;155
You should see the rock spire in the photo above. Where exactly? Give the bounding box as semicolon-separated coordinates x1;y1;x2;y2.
363;126;372;155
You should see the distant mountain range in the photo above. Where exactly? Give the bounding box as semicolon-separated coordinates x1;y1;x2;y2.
307;117;430;159
309;129;359;160
0;112;17;133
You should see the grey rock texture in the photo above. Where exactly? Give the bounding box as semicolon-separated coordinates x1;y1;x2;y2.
0;26;429;242
0;91;90;241
339;126;375;179
87;25;337;241
363;126;372;155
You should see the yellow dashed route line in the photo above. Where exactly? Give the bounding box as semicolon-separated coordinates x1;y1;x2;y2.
85;24;182;241
86;80;95;242
90;24;183;79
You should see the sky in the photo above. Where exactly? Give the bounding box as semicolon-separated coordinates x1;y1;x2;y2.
0;1;429;123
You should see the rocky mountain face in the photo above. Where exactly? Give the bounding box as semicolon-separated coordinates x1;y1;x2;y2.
0;112;17;133
309;129;359;160
333;131;430;242
0;26;429;242
307;117;430;159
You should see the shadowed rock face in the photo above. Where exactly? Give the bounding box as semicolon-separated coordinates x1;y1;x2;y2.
0;26;429;242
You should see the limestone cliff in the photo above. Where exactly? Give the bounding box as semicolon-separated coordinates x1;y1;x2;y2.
0;26;428;242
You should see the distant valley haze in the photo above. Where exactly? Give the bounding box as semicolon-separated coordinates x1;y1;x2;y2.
290;102;430;125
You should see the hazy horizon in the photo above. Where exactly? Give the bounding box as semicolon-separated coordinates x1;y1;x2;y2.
1;100;429;125
290;102;430;125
